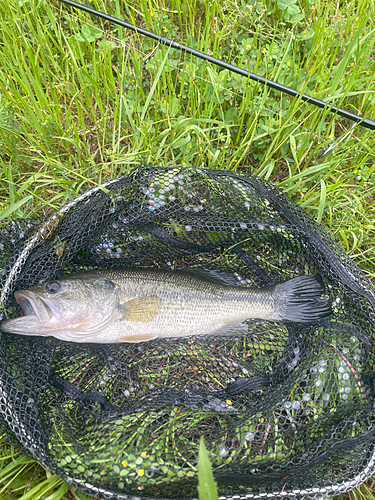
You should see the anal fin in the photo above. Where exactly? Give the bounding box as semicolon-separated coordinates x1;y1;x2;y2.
119;333;158;343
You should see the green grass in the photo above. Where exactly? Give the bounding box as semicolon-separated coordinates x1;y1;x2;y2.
0;0;375;498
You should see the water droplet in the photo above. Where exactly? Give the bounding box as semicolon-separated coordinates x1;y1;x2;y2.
240;222;247;229
244;432;255;442
218;446;229;457
185;225;192;231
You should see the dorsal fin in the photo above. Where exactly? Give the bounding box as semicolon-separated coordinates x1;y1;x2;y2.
179;268;242;287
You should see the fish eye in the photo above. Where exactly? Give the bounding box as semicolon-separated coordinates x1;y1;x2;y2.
45;282;61;294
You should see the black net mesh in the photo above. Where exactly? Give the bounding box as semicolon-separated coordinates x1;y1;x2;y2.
1;165;375;499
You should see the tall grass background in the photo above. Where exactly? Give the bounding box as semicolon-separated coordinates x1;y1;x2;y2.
0;0;374;498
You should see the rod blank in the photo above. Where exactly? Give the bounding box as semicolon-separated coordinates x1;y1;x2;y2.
57;0;375;131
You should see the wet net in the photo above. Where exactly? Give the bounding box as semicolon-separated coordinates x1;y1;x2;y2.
1;165;375;500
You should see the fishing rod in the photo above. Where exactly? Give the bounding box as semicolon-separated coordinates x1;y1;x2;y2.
57;0;375;131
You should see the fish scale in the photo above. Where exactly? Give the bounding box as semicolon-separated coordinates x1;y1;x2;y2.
1;267;331;343
99;268;275;341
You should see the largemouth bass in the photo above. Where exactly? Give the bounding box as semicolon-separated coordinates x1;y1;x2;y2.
1;268;331;343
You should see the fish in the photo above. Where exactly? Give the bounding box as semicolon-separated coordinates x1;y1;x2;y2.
0;268;331;343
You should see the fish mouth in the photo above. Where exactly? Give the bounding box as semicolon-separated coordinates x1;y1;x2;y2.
15;291;42;323
15;291;59;324
1;291;60;334
17;294;36;317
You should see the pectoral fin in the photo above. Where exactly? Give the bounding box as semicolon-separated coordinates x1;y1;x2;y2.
122;296;162;323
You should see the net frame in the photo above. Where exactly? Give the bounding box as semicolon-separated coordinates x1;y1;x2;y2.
0;165;375;500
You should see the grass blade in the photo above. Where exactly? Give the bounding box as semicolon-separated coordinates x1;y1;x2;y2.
0;196;33;222
198;436;218;500
317;179;327;224
140;47;171;123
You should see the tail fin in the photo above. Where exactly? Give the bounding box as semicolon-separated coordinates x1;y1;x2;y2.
275;274;331;323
